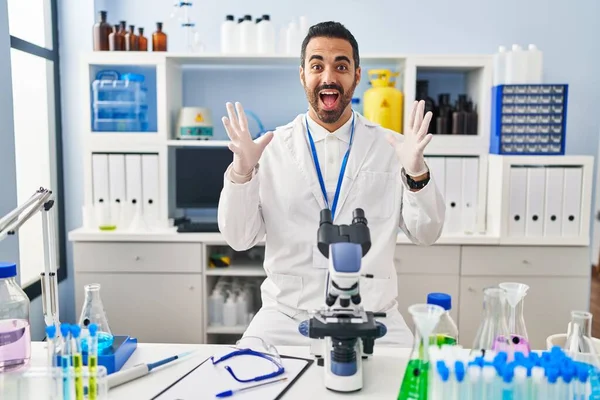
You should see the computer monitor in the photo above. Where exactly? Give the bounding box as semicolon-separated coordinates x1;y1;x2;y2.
175;146;234;209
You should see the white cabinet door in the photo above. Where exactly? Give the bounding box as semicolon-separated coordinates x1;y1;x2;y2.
75;272;204;344
459;276;589;350
397;274;460;334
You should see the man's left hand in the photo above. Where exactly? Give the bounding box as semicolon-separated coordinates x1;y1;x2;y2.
386;100;433;177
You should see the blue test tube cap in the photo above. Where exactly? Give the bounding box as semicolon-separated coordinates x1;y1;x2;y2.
45;325;56;339
547;367;559;384
502;364;515;383
494;351;508;365
89;323;98;337
514;352;526;364
60;323;70;337
455;361;466;382
577;363;590;383
437;363;450;382
70;324;81;339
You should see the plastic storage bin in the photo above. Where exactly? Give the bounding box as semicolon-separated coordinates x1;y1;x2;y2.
490;84;568;155
91;70;148;132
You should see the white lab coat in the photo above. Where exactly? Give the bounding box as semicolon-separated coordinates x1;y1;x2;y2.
218;112;445;347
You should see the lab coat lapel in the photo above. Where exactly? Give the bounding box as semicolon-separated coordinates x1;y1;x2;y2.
282;115;327;209
335;114;377;219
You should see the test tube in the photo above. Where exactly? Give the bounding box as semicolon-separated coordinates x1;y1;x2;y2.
60;323;72;400
467;364;482;400
45;325;57;368
71;325;84;400
88;323;99;400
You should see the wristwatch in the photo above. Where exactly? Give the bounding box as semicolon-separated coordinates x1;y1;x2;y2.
406;171;430;190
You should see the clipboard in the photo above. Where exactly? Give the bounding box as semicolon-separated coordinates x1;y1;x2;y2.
151;352;314;400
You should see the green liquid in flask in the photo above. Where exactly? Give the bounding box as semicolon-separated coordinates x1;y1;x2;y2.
398;359;429;400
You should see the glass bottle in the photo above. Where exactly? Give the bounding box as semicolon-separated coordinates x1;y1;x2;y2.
563;311;600;398
397;304;444;400
78;283;114;353
471;287;512;358
117;21;127;47
427;292;458;346
436;93;452;135
499;282;530;356
138;27;148;51
0;262;31;372
108;24;124;51
152;22;167;51
125;25;138;51
416;80;436;133
92;10;111;51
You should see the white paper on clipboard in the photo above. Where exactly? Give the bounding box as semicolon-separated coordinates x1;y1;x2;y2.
152;348;312;400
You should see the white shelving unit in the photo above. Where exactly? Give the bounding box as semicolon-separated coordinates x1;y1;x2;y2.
69;51;594;346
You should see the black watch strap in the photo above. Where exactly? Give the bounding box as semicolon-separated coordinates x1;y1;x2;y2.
406;171;430;190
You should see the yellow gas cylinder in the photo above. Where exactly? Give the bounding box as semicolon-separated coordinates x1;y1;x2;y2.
363;69;404;133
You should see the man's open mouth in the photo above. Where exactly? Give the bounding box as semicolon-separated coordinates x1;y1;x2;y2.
319;90;340;110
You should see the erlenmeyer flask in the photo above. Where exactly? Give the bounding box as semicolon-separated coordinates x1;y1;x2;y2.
471;287;512;358
78;283;114;353
563;311;600;399
499;282;530;355
397;304;444;400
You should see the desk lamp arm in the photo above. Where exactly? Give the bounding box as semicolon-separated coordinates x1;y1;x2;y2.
0;187;60;330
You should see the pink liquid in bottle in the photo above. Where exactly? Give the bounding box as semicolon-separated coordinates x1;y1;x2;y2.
510;334;531;356
0;319;31;372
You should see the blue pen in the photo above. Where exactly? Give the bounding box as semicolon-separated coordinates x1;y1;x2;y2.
215;376;288;398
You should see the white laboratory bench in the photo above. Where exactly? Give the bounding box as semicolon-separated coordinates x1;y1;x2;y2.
28;341;412;399
68;228;591;351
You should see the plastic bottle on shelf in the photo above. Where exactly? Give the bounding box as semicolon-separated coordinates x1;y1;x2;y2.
239;15;255;54
93;10;111;51
493;45;507;86
299;16;309;39
257;14;275;54
285;20;300;55
209;289;225;326
220;15;237;54
505;44;528;84
236;289;248;325
223;296;237;326
526;44;543;84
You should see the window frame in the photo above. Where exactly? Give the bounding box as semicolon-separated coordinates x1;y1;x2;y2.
8;0;66;299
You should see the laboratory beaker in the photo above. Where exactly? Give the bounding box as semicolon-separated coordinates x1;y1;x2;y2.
397;304;445;400
78;284;114;353
499;282;530;355
471;287;512;358
563;311;600;398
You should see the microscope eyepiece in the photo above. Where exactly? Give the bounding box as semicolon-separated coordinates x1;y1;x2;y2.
352;208;367;225
320;209;333;225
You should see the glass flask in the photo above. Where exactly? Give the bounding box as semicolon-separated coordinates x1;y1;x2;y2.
152;22;168;51
138;27;148;51
427;292;458;346
498;282;530;355
563;311;600;399
0;262;31;372
78;284;114;353
398;304;445;400
471;287;512;358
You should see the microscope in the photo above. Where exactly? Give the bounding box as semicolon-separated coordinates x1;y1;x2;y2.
299;208;387;392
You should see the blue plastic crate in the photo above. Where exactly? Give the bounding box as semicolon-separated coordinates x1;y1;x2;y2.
490;84;568;155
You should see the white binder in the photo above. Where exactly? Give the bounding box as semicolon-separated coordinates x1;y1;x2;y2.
562;167;583;236
444;157;463;234
525;167;546;237
508;167;527;237
461;157;479;234
543;167;564;236
91;154;110;206
125;154;143;208
108;154;127;206
141;154;160;228
426;156;446;199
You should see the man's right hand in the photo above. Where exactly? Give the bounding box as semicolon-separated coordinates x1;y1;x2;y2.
222;102;274;179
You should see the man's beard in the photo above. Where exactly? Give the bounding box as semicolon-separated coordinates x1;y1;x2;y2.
304;79;357;124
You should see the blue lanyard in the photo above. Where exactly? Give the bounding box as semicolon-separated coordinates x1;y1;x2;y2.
305;111;356;220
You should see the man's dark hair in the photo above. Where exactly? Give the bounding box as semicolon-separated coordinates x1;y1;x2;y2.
300;21;360;69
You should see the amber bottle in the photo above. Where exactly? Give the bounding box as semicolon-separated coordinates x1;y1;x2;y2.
138;27;148;51
125;25;139;51
152;22;167;51
93;10;111;51
108;25;124;51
